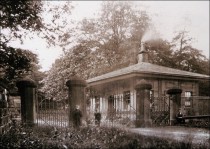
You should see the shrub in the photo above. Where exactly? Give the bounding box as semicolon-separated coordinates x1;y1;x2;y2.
0;122;209;149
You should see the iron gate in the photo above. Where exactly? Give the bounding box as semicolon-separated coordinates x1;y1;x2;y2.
104;95;136;127
36;94;69;127
150;96;170;126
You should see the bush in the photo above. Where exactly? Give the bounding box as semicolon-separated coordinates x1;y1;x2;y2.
0;121;209;149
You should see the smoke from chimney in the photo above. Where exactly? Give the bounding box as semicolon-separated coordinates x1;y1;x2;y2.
141;28;160;42
138;28;159;63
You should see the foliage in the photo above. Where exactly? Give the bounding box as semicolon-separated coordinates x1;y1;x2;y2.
1;0;73;46
41;1;151;100
146;38;174;67
0;0;43;40
144;31;209;96
0;46;40;89
40;58;69;100
170;30;209;74
78;1;151;72
41;2;209;100
1;123;209;149
169;30;210;96
0;46;45;92
0;1;73;91
0;0;43;89
39;1;74;46
57;1;151;76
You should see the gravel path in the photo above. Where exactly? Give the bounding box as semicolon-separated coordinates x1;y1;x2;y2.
130;126;210;146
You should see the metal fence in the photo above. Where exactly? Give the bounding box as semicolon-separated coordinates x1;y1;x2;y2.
35;92;210;128
36;96;69;127
150;96;170;126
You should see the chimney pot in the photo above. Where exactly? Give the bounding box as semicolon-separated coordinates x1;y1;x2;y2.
138;42;149;63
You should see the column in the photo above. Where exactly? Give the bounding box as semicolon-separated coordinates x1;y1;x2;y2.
66;75;87;127
135;79;152;127
16;76;37;126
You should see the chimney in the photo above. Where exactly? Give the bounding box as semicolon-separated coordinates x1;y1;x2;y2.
138;42;149;63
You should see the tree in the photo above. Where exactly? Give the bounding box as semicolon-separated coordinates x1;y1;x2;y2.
0;46;38;88
77;1;151;75
0;0;42;91
145;38;175;67
41;1;152;100
146;31;209;96
166;30;209;96
0;0;44;45
41;43;95;100
171;30;209;74
0;0;73;90
41;2;209;99
40;58;69;101
1;0;73;46
0;0;43;86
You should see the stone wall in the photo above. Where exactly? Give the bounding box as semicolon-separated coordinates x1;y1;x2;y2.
0;108;12;134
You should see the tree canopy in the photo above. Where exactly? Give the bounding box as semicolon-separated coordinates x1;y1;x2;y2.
6;1;205;99
0;0;73;90
0;0;43;89
41;1;152;100
42;6;209;99
1;0;43;44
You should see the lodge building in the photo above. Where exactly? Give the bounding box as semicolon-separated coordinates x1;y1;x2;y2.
86;43;210;127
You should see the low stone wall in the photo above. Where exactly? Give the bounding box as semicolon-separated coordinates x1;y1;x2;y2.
0;108;12;134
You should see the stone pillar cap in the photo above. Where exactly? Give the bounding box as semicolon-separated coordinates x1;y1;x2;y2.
135;79;152;90
66;75;87;87
16;76;37;88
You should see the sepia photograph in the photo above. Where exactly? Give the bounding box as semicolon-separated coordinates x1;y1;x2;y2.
0;1;209;148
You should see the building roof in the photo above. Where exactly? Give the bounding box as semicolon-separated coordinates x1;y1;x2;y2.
87;62;210;83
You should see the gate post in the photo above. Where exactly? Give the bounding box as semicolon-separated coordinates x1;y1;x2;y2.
66;75;87;128
167;88;182;125
135;80;152;127
16;76;37;126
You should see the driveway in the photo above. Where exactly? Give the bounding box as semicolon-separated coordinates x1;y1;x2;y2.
130;126;210;146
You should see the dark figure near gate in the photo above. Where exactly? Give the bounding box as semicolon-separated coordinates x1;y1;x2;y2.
72;105;82;129
176;108;185;124
94;109;101;126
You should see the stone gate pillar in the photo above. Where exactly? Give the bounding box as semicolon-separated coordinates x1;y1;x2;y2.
16;76;37;126
135;80;152;127
66;75;87;127
167;88;182;125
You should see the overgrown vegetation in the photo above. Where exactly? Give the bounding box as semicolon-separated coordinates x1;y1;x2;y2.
0;121;209;149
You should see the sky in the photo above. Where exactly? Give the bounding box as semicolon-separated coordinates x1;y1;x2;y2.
9;1;209;72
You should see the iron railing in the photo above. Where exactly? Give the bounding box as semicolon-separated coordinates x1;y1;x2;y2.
36;97;69;128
